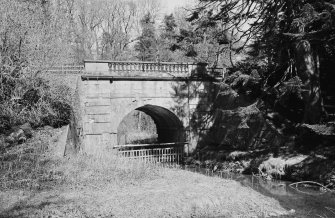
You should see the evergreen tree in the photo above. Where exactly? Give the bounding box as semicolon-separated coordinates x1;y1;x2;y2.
158;14;178;62
171;16;232;66
162;14;177;34
188;0;335;124
134;13;157;61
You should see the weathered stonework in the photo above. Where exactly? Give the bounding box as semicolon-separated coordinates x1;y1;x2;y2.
75;61;220;155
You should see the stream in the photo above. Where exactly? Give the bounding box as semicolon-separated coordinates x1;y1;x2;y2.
184;165;335;218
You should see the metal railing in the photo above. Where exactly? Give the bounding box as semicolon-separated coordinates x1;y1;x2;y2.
46;65;84;74
115;142;186;164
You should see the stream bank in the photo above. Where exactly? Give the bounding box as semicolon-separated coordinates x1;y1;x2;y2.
188;70;335;188
183;165;335;218
184;145;335;189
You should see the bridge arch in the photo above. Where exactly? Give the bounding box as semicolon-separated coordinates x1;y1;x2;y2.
116;104;185;145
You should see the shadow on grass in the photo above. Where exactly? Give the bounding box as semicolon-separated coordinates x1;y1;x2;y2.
0;194;77;218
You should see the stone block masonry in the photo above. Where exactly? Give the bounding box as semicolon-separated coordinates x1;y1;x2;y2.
74;60;222;155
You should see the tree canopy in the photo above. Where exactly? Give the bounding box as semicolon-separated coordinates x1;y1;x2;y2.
187;0;335;124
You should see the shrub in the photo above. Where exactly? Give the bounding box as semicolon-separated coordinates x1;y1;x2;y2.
0;74;72;131
0;115;11;134
41;100;72;128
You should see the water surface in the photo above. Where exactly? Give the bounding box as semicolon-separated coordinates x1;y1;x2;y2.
184;166;335;218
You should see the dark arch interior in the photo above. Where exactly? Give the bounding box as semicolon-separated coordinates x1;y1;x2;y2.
117;104;185;145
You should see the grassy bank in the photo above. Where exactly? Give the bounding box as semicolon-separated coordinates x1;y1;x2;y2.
0;127;289;217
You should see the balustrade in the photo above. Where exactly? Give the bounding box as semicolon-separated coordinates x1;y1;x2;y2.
107;61;190;75
47;61;224;79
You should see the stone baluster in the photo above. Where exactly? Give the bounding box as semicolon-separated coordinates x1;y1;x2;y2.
134;63;137;72
122;63;125;72
131;63;134;72
116;62;120;72
137;63;141;72
126;63;130;72
145;63;148;72
112;62;116;71
124;63;127;72
114;62;118;72
113;63;116;72
112;62;115;72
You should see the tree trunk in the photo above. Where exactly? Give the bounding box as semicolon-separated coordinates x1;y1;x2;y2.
295;40;323;124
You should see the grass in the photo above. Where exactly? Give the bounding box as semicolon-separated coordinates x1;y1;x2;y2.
0;127;58;190
0;127;289;218
60;150;162;188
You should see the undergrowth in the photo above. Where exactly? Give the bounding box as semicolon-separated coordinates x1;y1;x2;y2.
59;151;163;188
0;71;72;134
0;127;164;192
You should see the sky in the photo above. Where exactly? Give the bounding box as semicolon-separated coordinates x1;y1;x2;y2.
160;0;196;14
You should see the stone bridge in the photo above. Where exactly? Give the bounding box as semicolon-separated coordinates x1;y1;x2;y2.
74;60;223;155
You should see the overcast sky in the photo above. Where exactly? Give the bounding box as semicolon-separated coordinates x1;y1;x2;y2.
160;0;196;14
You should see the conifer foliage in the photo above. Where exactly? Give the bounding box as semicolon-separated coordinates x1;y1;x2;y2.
189;0;335;124
135;13;157;61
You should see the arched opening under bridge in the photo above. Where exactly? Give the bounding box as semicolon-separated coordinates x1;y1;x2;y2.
117;104;185;145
